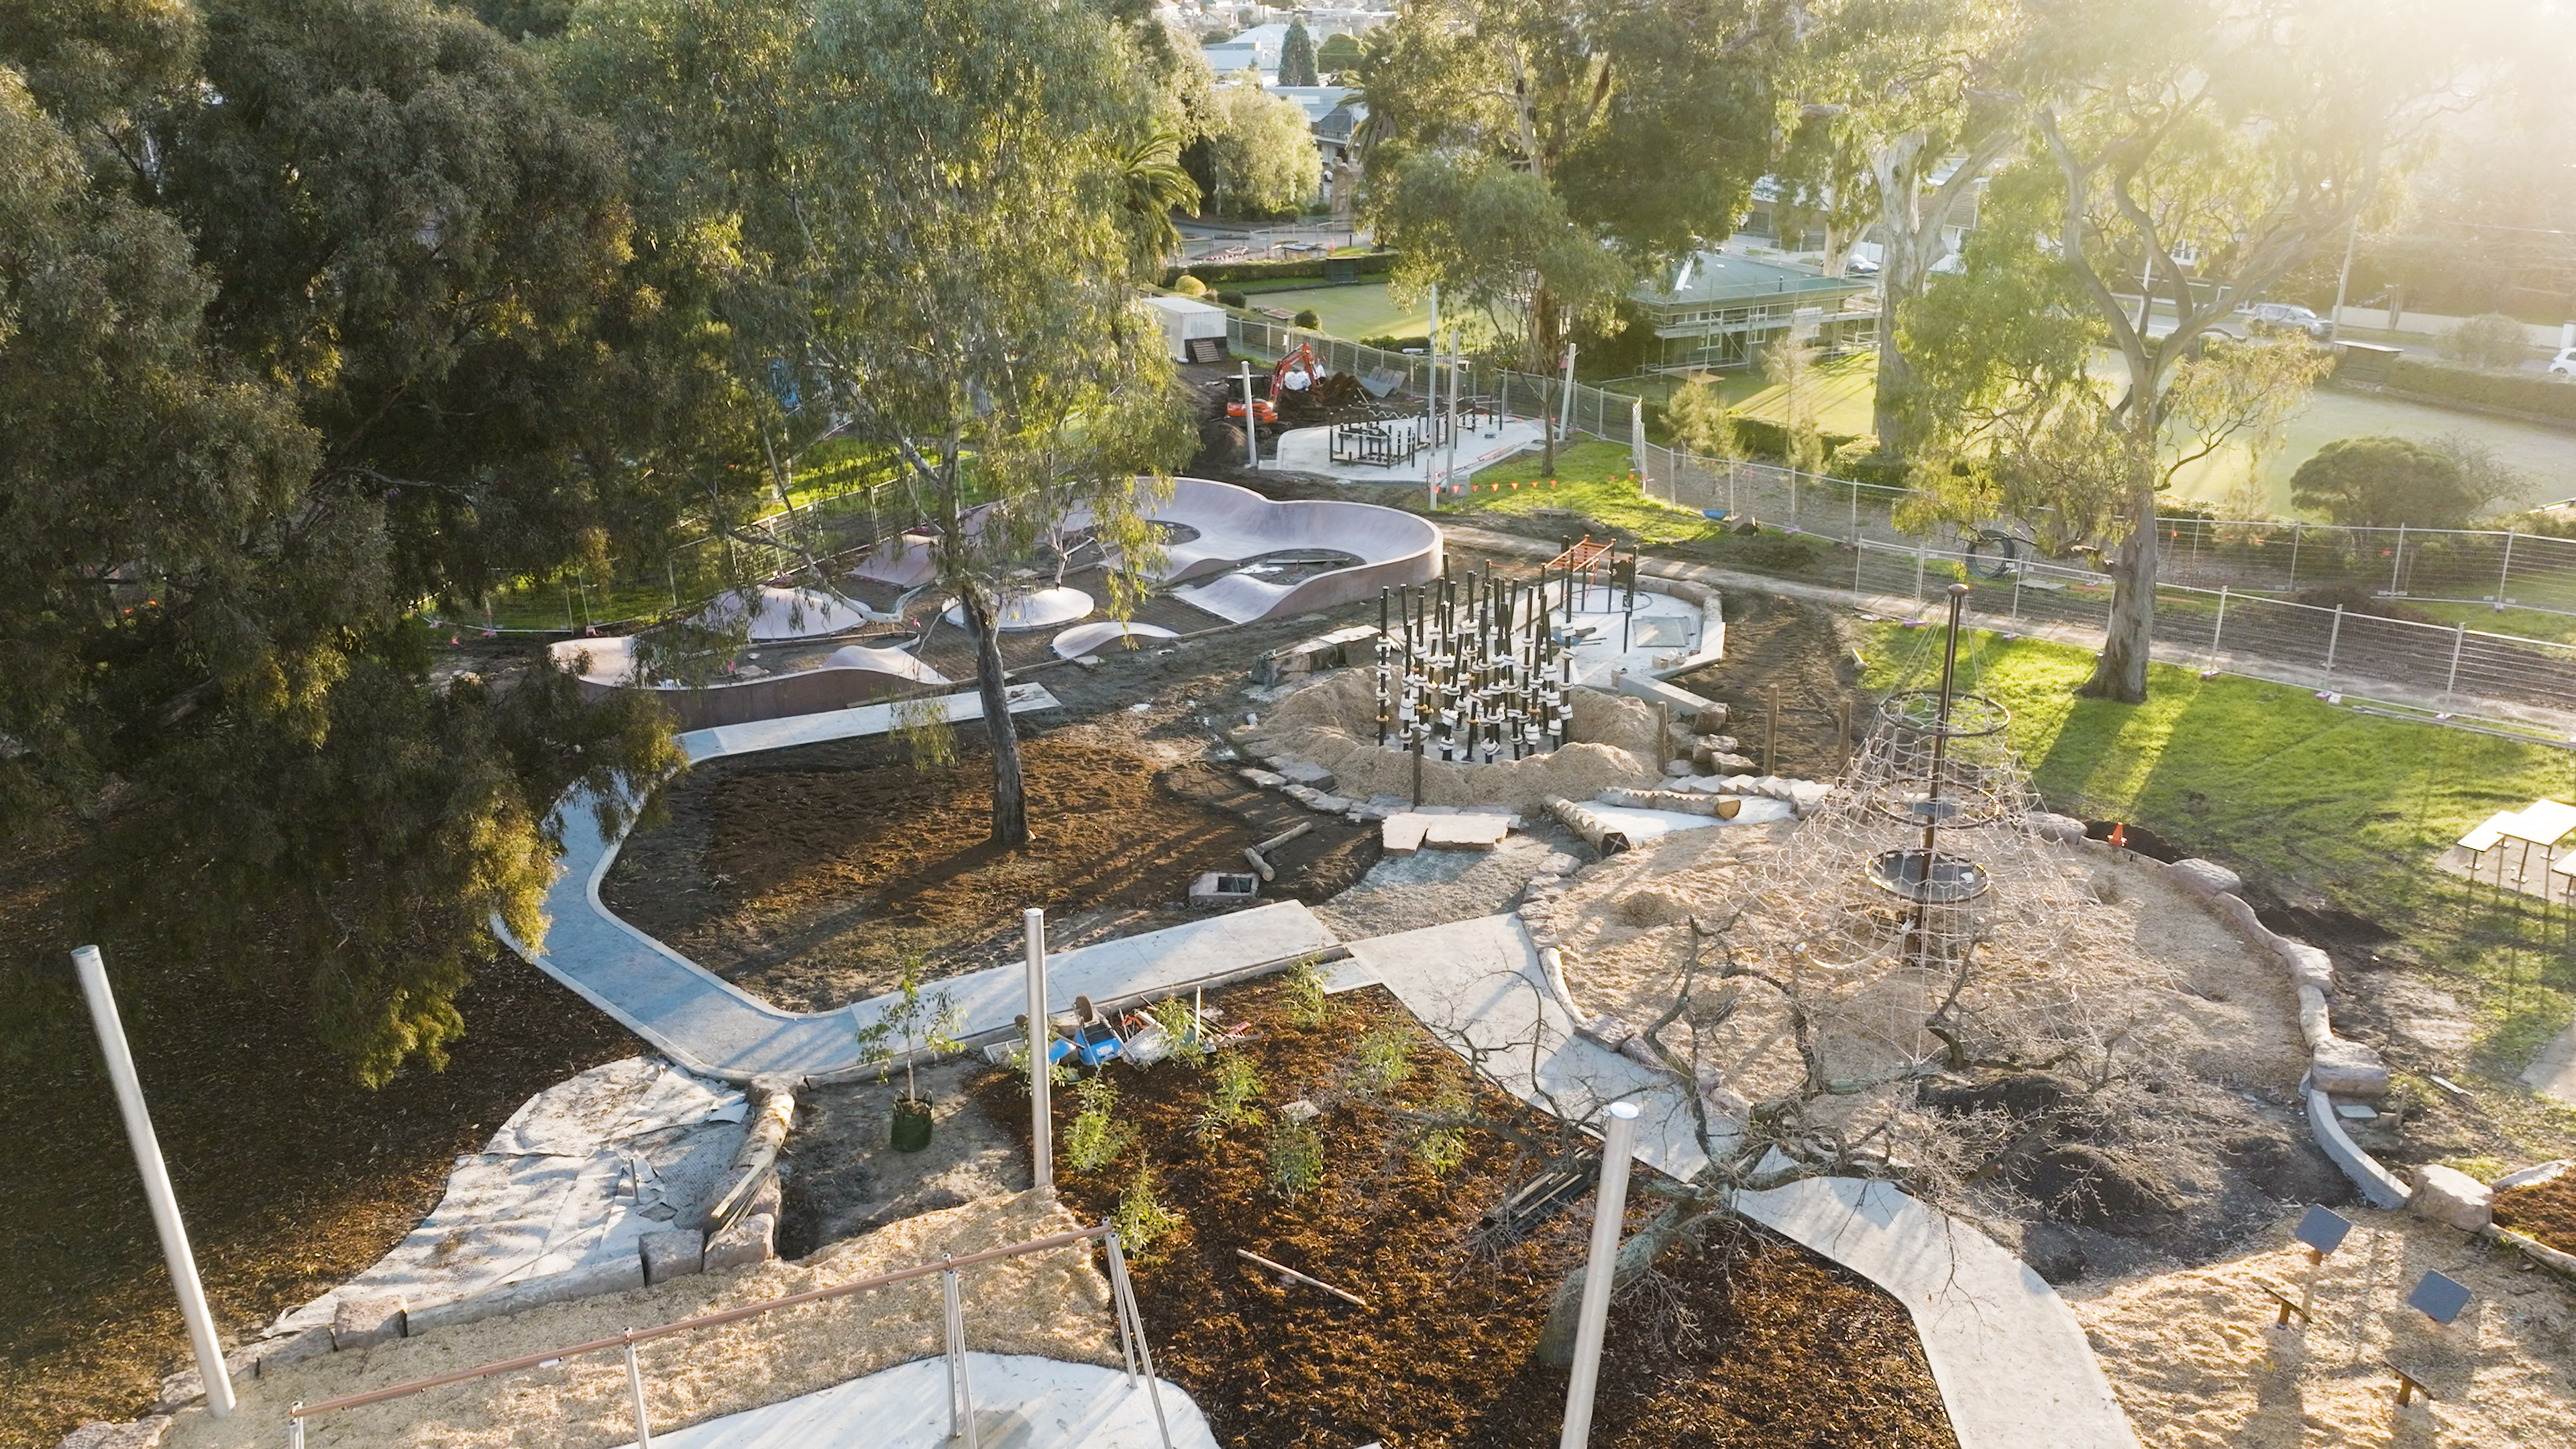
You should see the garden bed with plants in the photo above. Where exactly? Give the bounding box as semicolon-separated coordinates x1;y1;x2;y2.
973;973;1957;1449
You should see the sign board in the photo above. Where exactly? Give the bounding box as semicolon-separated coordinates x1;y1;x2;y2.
2407;1271;2471;1326
2295;1205;2354;1256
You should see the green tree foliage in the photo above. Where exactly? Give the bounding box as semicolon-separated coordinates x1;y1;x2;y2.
562;0;1195;849
2289;436;2479;529
1201;70;1320;217
1;5;691;1084
1911;0;2468;703
1116;125;1203;274
1664;376;1739;460
1316;30;1362;76
1360;0;1784;373
1279;18;1318;87
2436;313;2531;370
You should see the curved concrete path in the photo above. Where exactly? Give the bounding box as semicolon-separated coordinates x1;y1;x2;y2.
612;1352;1217;1449
502;685;1338;1083
1336;913;2141;1449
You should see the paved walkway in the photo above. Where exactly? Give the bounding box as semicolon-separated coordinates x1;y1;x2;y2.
614;1352;1216;1449
1340;914;2141;1449
504;685;1338;1083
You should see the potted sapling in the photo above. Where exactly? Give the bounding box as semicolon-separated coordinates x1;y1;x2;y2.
853;957;964;1151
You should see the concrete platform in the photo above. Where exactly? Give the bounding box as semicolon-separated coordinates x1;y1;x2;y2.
504;684;1340;1082
1263;417;1546;486
612;1353;1216;1449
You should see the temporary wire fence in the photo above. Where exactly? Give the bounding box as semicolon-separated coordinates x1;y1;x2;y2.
283;1223;1172;1449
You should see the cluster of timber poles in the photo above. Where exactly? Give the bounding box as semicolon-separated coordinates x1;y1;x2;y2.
1373;542;1642;773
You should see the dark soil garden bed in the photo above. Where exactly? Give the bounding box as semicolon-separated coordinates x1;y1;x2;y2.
973;976;1955;1449
1662;591;1863;780
2493;1171;2576;1253
602;736;1376;1012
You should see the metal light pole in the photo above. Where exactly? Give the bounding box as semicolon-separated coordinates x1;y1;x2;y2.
73;945;235;1418
1024;908;1053;1193
1558;1100;1640;1449
1239;362;1258;470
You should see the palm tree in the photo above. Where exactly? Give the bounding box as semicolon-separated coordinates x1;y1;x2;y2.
1116;125;1200;276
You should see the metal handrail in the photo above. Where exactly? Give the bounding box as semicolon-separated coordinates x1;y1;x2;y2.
286;1221;1171;1448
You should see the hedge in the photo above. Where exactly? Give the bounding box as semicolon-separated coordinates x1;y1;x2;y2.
2381;356;2576;423
1162;250;1397;286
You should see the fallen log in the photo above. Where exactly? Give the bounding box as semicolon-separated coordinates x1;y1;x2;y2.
1235;1248;1369;1308
1254;820;1316;854
1597;788;1743;819
1546;796;1631;855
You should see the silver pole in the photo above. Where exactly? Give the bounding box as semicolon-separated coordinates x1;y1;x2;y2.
1105;1232;1176;1449
1240;361;1258;468
2210;584;2229;664
2446;621;2467;701
1557;342;1579;442
288;1408;305;1449
73;946;234;1419
2324;604;2345;686
1427;286;1442;511
2391;523;2406;595
943;1264;980;1449
1558;1101;1642;1449
2499;529;2516;607
1024;908;1053;1193
623;1336;653;1449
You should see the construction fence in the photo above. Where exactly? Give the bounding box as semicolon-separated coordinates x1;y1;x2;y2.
1228;315;2576;741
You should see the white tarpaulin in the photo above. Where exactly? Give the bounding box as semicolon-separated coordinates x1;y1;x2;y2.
272;1057;749;1334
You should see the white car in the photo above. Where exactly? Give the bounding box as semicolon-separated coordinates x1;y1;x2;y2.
2243;301;2333;341
2549;347;2576;378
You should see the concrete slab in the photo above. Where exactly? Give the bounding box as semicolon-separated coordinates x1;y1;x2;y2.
1380;816;1428;855
1345;912;2139;1449
2524;1020;2576;1104
1264;417;1546;486
504;684;1338;1083
1421;815;1509;849
610;1352;1217;1449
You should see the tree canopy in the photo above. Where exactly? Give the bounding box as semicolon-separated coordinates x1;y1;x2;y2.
1279;18;1318;86
2290;436;2479;529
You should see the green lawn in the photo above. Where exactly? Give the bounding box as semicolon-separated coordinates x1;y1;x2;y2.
1861;623;2576;1083
1456;440;1726;546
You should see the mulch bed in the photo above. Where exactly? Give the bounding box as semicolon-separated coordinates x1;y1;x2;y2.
602;737;1376;1011
974;977;1955;1449
0;818;642;1446
2493;1171;2576;1254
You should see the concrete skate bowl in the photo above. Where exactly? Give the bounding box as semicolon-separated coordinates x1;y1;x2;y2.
1150;477;1441;623
551;633;949;732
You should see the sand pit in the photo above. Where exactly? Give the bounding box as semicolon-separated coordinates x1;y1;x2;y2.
162;1192;1113;1449
1239;668;1670;815
2068;1206;2576;1448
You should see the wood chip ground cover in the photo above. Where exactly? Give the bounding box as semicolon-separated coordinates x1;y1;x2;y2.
2492;1171;2576;1254
974;977;1957;1449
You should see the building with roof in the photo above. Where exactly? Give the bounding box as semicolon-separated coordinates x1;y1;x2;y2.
1632;252;1878;372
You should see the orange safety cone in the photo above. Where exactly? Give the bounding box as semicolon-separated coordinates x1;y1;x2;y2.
2108;823;2128;850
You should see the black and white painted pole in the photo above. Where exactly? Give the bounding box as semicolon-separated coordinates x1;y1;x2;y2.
72;945;235;1419
1557;1100;1640;1449
1023;908;1052;1193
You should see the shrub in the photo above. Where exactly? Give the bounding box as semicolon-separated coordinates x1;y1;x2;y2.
1192;1050;1266;1144
1065;1073;1134;1172
1351;1024;1415;1096
1146;995;1209;1067
1411;1081;1473;1178
1266;1112;1326;1200
1112;1165;1183;1259
1215;289;1250;309
1286;955;1332;1026
2435;312;2532;370
2382;356;2576;422
2288;435;2477;528
1171;274;1208;297
1293;308;1322;328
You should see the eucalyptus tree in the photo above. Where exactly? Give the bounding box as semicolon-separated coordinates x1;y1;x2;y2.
1360;0;1786;375
1900;0;2472;702
563;0;1194;849
1;0;688;1086
1788;0;2030;451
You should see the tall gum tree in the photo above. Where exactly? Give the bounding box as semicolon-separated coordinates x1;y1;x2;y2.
1360;0;1786;392
2025;0;2473;702
563;0;1195;849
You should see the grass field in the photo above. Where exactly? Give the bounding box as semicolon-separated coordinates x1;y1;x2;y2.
1862;623;2576;1082
1456;440;1726;545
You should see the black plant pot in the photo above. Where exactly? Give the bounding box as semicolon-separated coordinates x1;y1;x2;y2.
892;1097;934;1152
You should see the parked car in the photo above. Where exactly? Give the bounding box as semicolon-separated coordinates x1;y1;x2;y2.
2243;301;2334;341
2548;347;2576;378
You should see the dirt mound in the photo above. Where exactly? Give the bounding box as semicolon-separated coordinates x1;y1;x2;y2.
1242;668;1668;814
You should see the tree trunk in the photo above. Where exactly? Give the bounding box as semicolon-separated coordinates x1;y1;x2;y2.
964;593;1031;848
1533;1200;1704;1364
1870;290;1914;452
2080;452;2159;704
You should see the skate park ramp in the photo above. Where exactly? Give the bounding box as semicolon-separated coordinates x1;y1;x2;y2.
1150;477;1440;623
698;584;885;640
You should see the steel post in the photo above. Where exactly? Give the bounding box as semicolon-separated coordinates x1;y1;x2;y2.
1556;1102;1642;1449
1024;909;1052;1192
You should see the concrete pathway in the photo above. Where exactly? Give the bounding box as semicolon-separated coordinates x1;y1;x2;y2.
505;685;1338;1083
2524;1021;2576;1104
1341;913;2141;1449
613;1352;1216;1449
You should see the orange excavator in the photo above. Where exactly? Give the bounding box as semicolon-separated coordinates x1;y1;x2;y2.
1225;342;1322;425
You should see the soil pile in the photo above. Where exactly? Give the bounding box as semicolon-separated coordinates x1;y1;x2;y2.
975;976;1957;1449
161;1192;1111;1449
2068;1205;2576;1448
1239;668;1668;815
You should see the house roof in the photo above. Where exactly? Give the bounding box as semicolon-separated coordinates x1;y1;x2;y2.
1634;252;1874;309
